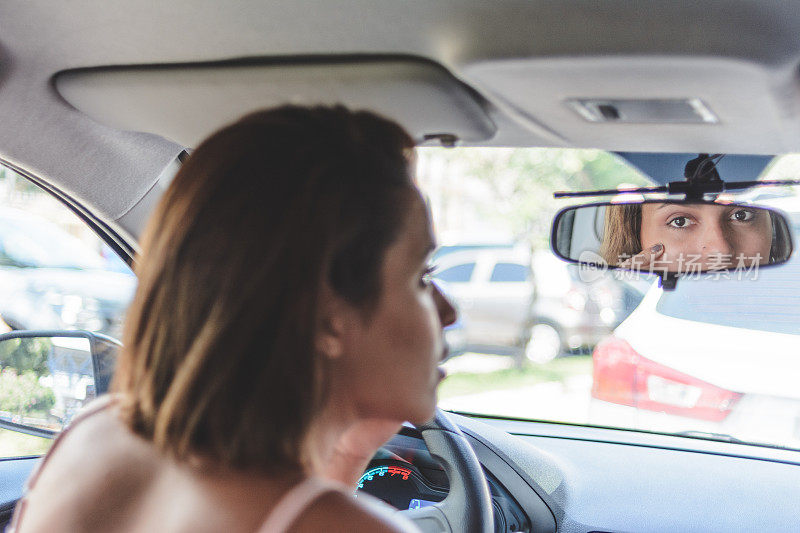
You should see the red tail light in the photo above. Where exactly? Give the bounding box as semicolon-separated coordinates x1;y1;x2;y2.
592;337;742;422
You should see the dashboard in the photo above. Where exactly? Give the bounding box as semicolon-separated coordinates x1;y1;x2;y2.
357;413;800;533
356;428;535;533
357;461;446;511
3;412;800;532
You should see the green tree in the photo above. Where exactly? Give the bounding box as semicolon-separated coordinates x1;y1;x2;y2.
419;147;650;247
0;338;52;377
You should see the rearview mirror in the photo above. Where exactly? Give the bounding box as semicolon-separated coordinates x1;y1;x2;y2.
552;200;793;277
0;330;120;438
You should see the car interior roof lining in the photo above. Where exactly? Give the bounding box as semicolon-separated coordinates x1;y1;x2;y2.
4;1;800;240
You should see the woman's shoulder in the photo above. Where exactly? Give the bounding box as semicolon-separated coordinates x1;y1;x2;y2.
291;487;420;533
29;396;160;489
16;397;162;532
44;397;158;475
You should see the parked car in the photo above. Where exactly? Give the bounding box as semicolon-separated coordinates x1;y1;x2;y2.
528;251;637;362
0;208;135;337
434;246;535;358
435;246;630;362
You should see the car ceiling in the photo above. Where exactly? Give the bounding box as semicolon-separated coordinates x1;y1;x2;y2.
3;1;800;241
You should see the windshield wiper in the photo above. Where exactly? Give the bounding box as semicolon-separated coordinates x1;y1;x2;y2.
675;430;746;444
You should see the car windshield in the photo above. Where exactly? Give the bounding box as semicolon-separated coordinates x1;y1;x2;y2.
423;147;800;451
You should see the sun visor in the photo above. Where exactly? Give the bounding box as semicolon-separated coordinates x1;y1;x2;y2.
54;57;495;148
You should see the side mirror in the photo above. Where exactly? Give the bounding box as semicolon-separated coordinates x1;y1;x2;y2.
0;330;120;438
551;199;793;287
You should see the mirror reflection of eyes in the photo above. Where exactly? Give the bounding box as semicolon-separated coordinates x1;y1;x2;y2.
551;200;794;275
667;215;693;229
729;208;756;223
666;207;758;229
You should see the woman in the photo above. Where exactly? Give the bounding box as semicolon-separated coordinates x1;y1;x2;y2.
601;202;784;273
11;105;455;532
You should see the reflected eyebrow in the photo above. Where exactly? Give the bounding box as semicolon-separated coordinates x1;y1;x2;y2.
656;203;704;213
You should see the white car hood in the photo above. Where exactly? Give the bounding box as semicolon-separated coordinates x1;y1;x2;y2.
616;286;800;398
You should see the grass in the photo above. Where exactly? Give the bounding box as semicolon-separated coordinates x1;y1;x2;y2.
0;429;53;458
439;354;592;399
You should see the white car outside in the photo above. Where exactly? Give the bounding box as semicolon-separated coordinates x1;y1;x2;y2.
591;257;800;449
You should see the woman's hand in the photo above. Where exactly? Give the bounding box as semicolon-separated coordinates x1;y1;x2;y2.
620;243;665;272
320;419;402;487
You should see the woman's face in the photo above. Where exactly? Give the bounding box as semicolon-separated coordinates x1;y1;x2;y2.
639;202;773;271
336;188;456;425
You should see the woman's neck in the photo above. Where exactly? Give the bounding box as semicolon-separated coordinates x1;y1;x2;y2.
301;396;402;487
303;398;357;467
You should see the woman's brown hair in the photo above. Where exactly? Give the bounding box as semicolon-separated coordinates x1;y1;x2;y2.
600;204;642;264
113;105;415;472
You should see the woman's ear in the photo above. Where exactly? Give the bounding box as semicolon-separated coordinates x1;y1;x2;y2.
315;286;349;360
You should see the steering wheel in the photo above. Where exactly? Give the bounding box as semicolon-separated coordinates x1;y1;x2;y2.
399;409;494;533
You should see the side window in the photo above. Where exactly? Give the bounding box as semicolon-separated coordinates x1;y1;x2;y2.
435;263;475;283
0;164;135;458
489;262;530;282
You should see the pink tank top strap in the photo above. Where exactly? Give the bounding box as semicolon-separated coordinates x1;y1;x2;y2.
256;477;347;533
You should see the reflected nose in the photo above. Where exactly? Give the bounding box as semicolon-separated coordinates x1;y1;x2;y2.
432;282;457;327
700;221;734;264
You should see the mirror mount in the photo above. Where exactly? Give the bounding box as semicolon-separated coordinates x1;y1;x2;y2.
659;272;679;291
681;153;724;202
